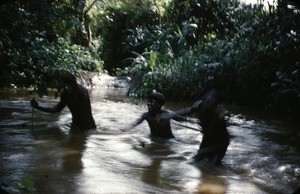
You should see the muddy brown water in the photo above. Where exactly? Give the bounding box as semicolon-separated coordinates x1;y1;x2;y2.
0;87;299;193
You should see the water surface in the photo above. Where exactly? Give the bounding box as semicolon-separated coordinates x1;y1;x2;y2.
0;88;299;193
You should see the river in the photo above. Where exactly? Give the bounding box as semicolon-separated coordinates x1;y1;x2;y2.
0;83;299;193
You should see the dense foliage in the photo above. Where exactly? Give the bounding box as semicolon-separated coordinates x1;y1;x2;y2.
0;0;104;91
122;0;300;115
0;0;299;116
95;0;164;72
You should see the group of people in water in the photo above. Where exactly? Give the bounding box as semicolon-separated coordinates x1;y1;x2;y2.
30;71;230;167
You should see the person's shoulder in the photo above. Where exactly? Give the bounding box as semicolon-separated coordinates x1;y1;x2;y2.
161;109;177;116
141;112;149;118
159;109;176;120
215;105;230;120
77;84;88;92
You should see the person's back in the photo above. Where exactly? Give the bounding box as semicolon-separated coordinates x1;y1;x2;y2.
200;107;229;146
61;83;96;130
31;71;96;131
172;89;230;166
193;89;230;165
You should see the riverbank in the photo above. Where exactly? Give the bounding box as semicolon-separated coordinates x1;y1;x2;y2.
0;71;131;99
75;71;131;90
1;70;299;134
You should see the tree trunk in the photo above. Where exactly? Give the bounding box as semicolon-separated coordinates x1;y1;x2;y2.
74;0;90;47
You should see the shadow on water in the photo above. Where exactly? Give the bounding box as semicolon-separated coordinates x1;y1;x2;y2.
0;88;300;193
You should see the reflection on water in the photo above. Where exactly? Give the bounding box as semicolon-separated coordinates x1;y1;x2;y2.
0;88;300;193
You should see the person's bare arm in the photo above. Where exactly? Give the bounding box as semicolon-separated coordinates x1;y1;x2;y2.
158;110;187;122
174;107;193;116
159;100;204;121
157;108;191;122
122;113;147;131
30;98;66;113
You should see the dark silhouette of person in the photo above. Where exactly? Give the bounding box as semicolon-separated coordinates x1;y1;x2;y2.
124;92;186;138
175;89;230;166
193;90;230;166
30;71;96;131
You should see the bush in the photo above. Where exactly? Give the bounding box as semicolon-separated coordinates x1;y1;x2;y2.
125;40;225;100
0;0;104;93
2;37;103;93
96;0;162;74
124;0;300;116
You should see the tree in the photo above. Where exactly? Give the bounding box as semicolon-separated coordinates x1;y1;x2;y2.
73;0;90;47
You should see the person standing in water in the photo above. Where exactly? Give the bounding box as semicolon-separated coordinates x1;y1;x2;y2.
193;89;230;166
174;89;230;166
30;71;96;131
124;92;186;138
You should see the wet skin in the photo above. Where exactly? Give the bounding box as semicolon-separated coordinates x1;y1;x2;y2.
172;90;230;166
31;73;96;131
193;92;230;166
128;99;186;138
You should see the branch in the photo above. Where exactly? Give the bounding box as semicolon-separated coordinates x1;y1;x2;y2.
84;0;98;15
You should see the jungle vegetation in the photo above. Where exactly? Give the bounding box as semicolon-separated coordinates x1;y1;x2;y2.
0;0;299;116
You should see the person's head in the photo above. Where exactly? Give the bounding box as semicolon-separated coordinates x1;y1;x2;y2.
147;92;165;113
196;89;221;117
61;70;77;87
